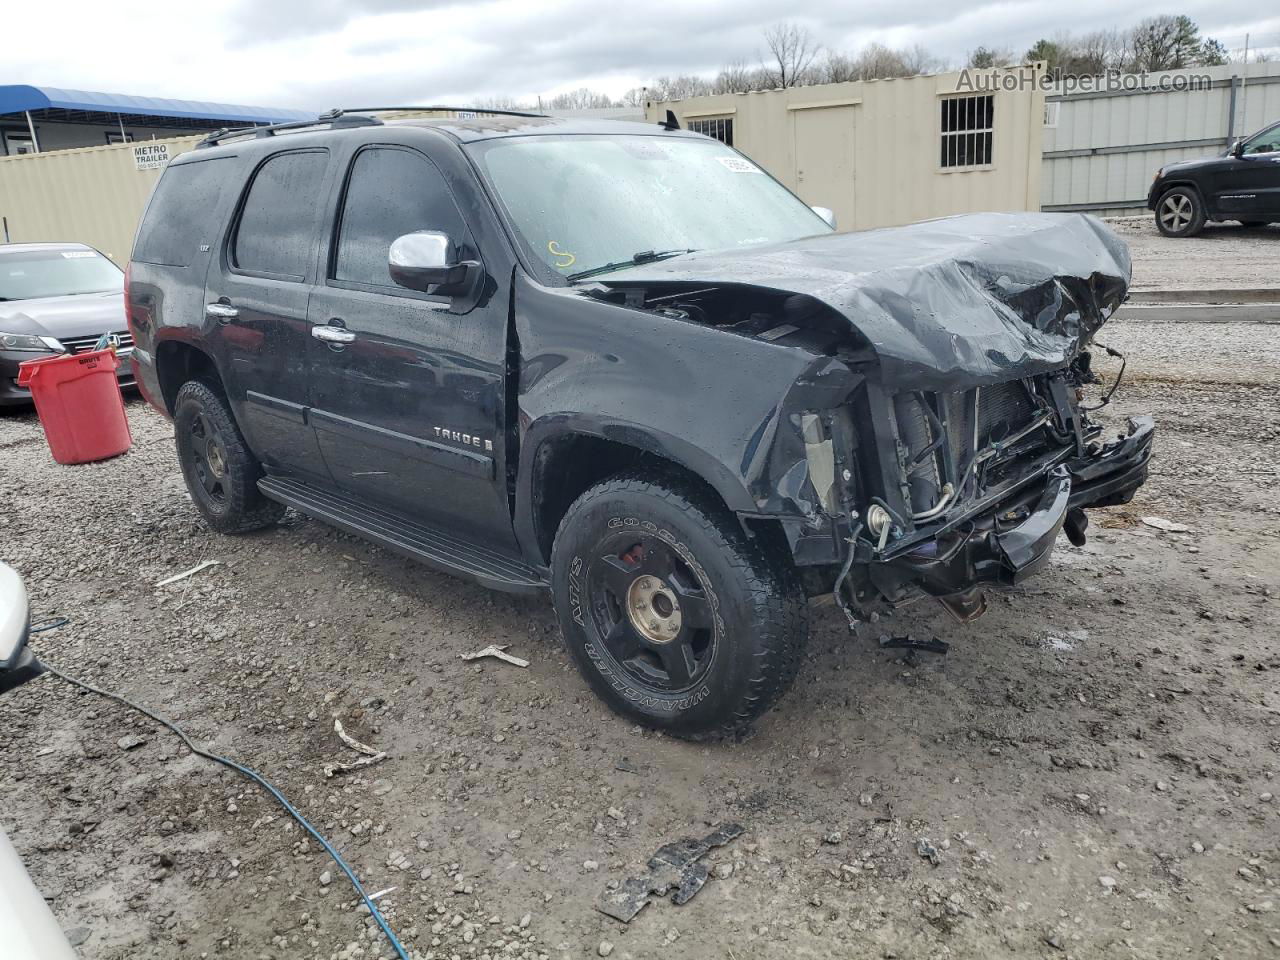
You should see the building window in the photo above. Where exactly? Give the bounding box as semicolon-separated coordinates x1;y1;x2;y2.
3;132;35;155
688;117;733;146
940;95;993;168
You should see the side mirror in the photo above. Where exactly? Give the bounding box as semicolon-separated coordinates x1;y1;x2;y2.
811;206;837;229
1232;139;1245;158
389;231;479;295
0;562;44;696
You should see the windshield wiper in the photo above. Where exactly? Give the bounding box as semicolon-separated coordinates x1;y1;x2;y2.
567;248;697;282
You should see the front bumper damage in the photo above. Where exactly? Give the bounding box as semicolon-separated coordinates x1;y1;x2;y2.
1067;415;1155;509
845;414;1155;622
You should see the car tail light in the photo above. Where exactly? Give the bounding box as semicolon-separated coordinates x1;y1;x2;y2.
123;262;135;339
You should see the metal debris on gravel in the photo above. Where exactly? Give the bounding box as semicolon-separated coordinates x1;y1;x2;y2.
597;823;745;922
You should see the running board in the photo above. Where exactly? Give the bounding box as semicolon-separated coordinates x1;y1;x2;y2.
258;475;549;595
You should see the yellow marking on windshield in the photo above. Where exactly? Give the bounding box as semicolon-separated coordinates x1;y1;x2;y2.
548;240;576;269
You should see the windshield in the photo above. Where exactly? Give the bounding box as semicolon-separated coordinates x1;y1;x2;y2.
471;134;832;280
0;248;122;301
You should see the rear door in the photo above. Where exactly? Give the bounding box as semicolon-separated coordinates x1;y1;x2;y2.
306;141;516;546
205;147;332;480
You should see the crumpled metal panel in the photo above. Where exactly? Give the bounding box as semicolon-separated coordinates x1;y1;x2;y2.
597;211;1131;391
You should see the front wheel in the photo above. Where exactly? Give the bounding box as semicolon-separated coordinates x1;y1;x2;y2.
1154;187;1206;237
551;472;808;739
173;380;284;534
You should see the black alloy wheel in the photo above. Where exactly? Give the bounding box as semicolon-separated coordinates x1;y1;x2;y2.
586;530;718;692
173;379;284;533
551;472;809;739
186;409;230;508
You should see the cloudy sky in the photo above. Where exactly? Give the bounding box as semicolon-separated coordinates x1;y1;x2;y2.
8;0;1279;109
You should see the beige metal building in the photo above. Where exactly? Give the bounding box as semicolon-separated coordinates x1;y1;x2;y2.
0;135;202;264
1;81;1046;268
646;67;1047;231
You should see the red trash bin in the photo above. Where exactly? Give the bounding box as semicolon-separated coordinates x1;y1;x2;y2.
16;349;132;465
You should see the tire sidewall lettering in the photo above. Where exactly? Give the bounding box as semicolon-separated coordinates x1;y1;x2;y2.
571;514;723;714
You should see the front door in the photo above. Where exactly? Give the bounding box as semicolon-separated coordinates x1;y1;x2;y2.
306;143;516;546
1213;123;1280;219
205;147;332;481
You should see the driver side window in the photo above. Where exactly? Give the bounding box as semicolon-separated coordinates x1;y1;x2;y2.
333;147;466;289
1245;127;1280;155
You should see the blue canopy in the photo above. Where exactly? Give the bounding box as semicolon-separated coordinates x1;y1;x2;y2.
0;84;313;124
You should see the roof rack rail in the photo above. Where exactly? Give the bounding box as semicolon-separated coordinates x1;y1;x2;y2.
195;111;384;149
193;104;548;149
334;106;550;119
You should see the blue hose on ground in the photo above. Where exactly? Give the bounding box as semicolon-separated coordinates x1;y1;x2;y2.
37;657;411;960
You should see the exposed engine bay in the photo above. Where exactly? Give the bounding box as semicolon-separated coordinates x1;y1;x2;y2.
576;212;1155;624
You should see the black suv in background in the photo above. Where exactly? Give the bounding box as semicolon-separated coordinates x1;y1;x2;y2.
127;109;1153;738
1148;119;1280;237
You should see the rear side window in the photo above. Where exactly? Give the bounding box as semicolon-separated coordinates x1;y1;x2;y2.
232;150;328;280
133;157;234;267
333;147;466;289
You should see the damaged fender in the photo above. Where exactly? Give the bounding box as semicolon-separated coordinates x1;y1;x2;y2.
511;272;861;561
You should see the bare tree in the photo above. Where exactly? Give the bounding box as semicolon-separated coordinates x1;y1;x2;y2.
1067;29;1126;74
712;59;762;94
474;95;532;111
548;88;617;110
818;50;858;83
760;22;820;88
647;74;712;101
618;87;649;107
899;44;947;75
850;43;912;80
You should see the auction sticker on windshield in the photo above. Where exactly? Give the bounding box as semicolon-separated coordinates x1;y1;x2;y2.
717;156;763;173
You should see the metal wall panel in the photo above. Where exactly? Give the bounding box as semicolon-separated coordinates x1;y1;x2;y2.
0;134;202;264
649;68;1045;231
1042;62;1280;214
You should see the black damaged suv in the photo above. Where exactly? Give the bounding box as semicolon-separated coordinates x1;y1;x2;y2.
128;109;1154;738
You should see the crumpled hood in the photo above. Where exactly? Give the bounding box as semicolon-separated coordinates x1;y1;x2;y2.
595;212;1131;390
0;291;126;342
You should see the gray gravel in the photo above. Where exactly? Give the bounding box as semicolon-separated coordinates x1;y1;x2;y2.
1099;319;1280;387
1;315;1278;959
1108;216;1280;293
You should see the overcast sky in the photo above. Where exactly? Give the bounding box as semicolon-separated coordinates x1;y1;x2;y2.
8;0;1279;109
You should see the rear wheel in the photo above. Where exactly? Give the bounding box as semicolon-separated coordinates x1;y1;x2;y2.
173;380;284;534
1154;187;1206;237
551;472;808;739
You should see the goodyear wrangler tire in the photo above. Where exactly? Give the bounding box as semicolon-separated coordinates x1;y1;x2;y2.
550;472;809;739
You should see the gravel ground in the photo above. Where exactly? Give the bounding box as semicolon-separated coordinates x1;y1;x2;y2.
1109;217;1280;294
2;317;1279;960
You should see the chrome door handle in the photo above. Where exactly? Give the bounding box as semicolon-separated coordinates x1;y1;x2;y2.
206;302;239;321
311;325;356;344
